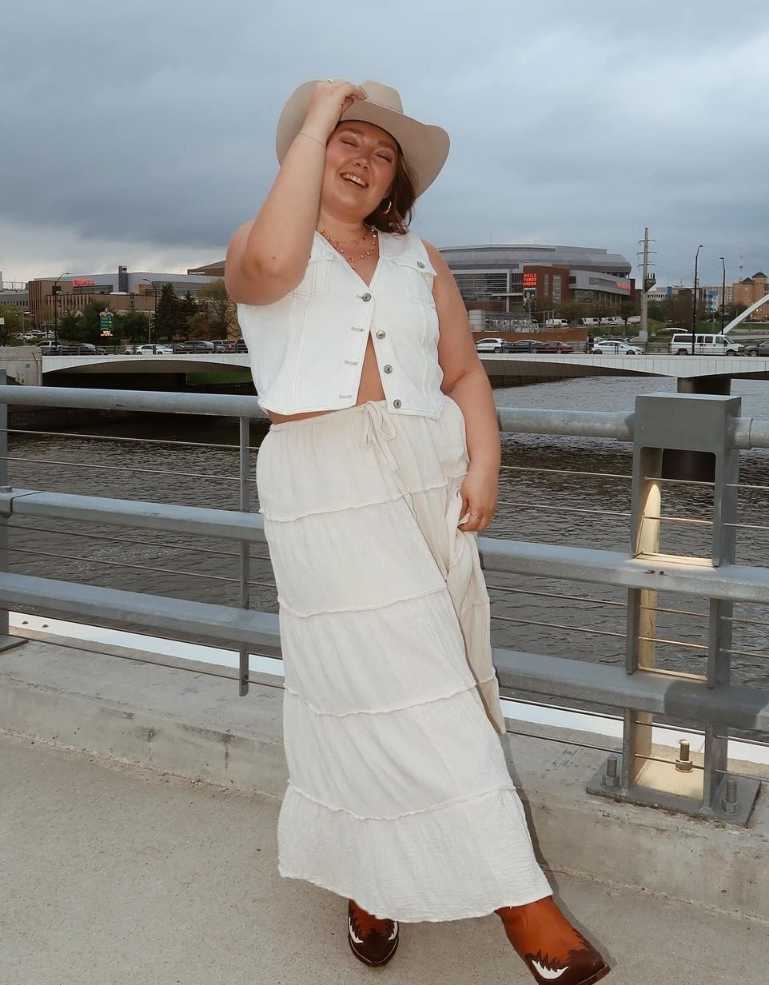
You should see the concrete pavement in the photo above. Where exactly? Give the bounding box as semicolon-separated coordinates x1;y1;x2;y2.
2;729;767;985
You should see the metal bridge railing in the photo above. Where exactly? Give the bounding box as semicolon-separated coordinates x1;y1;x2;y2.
1;380;768;827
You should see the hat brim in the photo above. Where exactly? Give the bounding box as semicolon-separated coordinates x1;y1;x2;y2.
276;81;450;199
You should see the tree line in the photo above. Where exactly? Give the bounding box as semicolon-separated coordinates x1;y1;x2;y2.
16;281;237;347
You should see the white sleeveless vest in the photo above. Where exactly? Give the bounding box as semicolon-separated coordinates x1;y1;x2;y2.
237;229;445;418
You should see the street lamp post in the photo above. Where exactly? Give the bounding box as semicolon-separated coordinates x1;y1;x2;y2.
720;257;726;333
691;246;703;355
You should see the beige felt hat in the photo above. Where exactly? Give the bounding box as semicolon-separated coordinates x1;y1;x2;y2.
275;79;450;199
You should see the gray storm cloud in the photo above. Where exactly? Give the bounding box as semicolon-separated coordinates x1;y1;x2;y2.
1;0;767;285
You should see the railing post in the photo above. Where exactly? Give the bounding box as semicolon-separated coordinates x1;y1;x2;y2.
238;416;250;696
587;391;760;825
0;369;25;652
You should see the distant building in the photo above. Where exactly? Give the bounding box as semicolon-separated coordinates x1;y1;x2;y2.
27;265;221;329
436;243;633;330
733;273;769;320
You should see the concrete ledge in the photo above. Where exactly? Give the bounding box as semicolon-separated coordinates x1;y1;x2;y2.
2;637;767;923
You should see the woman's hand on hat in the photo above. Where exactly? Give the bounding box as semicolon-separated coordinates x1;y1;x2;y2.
302;80;368;141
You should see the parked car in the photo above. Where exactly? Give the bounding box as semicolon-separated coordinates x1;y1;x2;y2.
502;339;538;352
533;340;573;354
669;332;742;356
743;340;769;357
173;340;215;353
592;339;642;355
475;336;507;353
136;343;173;355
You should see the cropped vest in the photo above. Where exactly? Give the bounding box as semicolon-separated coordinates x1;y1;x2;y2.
237;229;445;418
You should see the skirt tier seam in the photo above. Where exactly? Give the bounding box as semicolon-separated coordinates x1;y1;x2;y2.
278;583;448;618
262;480;450;523
284;779;517;822
283;674;498;718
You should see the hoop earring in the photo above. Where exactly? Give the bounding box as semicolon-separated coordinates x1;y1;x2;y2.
381;198;393;215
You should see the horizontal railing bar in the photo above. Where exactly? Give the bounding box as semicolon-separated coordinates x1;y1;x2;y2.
643;475;715;487
3;488;769;606
643;514;712;526
479;542;769;605
638;635;708;651
1;490;268;543
1;565;766;731
486;585;626;608
7;521;273;563
3;386;769;447
492;648;769;731
496;407;634;440
496;501;632;518
725;521;769;533
8;545;248;585
0;573;279;649
2;455;254;482
8;544;278;592
491;613;626;640
725;613;769;627
729;482;769;491
723;646;769;660
499;465;632;480
640;603;706;619
0;384;271;420
5;427;263;452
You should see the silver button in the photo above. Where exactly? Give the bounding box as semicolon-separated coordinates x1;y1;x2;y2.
360;292;372;302
417;261;425;269
375;330;386;339
383;364;393;373
393;399;401;408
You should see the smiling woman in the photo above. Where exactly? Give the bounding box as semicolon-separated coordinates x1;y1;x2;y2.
222;78;609;983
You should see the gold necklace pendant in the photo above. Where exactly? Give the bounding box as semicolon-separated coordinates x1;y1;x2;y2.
319;225;378;263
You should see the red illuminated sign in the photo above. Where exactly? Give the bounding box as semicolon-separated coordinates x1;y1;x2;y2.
523;272;537;287
72;278;95;287
616;280;631;293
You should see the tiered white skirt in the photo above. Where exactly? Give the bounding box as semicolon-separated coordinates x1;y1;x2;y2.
256;394;552;922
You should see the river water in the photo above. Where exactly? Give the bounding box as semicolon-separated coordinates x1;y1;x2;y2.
6;376;769;734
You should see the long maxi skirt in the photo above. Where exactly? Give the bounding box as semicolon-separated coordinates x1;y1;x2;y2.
256;393;553;922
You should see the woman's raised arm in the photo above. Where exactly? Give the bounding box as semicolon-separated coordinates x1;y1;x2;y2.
225;81;367;306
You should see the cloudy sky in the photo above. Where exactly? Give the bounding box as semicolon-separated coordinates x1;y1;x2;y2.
2;0;767;289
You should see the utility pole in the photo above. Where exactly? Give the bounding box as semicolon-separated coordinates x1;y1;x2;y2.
720;257;726;332
638;227;655;346
691;245;703;356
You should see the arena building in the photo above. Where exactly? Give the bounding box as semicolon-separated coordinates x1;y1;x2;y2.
439;243;634;331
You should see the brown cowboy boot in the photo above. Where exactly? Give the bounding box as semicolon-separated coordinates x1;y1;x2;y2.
496;895;610;984
347;898;399;967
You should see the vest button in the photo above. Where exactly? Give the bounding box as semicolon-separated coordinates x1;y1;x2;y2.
360;292;372;302
383;364;393;373
375;330;386;339
417;261;426;269
393;399;401;408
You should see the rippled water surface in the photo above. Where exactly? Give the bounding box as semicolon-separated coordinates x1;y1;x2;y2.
7;376;769;732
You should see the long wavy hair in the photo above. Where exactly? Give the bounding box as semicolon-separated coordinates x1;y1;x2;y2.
364;139;416;235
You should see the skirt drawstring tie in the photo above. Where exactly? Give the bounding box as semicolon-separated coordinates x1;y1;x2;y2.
361;401;400;477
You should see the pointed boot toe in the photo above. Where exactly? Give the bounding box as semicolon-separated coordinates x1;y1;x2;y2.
347;899;399;967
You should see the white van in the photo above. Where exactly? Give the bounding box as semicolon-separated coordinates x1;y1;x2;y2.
670;333;742;356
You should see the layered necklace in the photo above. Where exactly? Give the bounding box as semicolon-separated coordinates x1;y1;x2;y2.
317;224;378;265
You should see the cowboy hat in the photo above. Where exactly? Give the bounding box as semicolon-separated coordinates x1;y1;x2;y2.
275;79;450;199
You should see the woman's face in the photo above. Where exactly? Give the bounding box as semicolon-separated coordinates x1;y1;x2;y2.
321;120;398;221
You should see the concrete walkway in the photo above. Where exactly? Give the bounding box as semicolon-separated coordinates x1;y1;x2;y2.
2;730;766;985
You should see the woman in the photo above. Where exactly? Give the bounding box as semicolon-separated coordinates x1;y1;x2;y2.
225;78;610;985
